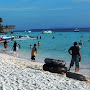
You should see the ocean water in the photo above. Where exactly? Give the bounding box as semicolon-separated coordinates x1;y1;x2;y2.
0;32;90;67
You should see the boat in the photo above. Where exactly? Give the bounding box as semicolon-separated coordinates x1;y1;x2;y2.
25;30;31;33
14;35;30;40
28;31;31;33
14;35;37;40
29;36;37;39
0;34;14;40
0;37;11;43
74;28;80;32
19;35;30;39
42;30;52;34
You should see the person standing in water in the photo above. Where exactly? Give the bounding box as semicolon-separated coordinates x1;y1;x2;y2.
38;41;41;46
40;36;41;39
30;45;33;49
4;40;8;53
13;41;18;55
31;44;38;62
68;42;81;72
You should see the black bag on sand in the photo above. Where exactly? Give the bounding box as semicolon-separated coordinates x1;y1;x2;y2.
44;58;66;67
43;64;67;74
66;72;87;81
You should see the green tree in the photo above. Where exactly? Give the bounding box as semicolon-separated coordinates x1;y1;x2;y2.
0;18;2;22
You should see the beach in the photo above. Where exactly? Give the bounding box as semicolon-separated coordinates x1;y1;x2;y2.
0;53;90;90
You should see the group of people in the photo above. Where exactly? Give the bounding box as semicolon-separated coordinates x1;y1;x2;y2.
37;36;41;40
31;41;81;72
4;40;81;72
4;40;20;55
30;41;41;49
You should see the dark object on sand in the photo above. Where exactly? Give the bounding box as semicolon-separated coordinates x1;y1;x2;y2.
44;58;66;67
43;64;67;74
66;72;87;81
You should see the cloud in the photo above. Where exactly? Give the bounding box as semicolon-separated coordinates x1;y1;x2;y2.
73;0;90;2
48;8;72;11
21;0;32;2
0;7;72;12
0;7;34;11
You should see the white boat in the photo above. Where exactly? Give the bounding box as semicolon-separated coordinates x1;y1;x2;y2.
19;35;30;39
42;30;52;34
14;35;29;40
14;35;36;40
28;31;31;33
29;36;37;39
25;30;31;33
74;28;80;32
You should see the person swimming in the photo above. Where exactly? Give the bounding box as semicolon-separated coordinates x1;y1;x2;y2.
30;45;33;49
38;41;41;46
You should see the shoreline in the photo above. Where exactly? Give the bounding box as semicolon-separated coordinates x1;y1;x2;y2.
0;53;90;89
2;49;90;77
0;49;90;77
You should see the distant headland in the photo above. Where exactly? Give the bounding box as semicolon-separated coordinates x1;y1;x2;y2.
15;28;90;32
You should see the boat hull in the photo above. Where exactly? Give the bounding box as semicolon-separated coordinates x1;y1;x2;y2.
0;39;11;43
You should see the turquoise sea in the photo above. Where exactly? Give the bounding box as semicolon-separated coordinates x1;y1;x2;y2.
0;32;90;68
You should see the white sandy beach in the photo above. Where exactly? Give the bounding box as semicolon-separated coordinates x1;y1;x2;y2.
0;53;90;90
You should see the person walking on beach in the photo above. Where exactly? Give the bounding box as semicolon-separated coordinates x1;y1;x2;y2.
68;42;81;72
4;40;8;53
31;44;38;62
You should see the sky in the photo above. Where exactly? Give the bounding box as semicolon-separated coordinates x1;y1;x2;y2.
0;0;90;30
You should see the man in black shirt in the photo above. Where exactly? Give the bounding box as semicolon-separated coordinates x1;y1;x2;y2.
68;42;81;72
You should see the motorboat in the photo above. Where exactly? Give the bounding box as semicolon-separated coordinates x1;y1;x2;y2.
42;30;52;34
14;35;30;40
19;35;30;39
0;37;11;43
25;30;31;33
0;35;14;40
28;31;31;33
29;36;37;39
74;28;80;32
14;35;37;40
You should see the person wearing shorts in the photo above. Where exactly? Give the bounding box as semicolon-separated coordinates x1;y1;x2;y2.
31;44;37;62
68;42;81;72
